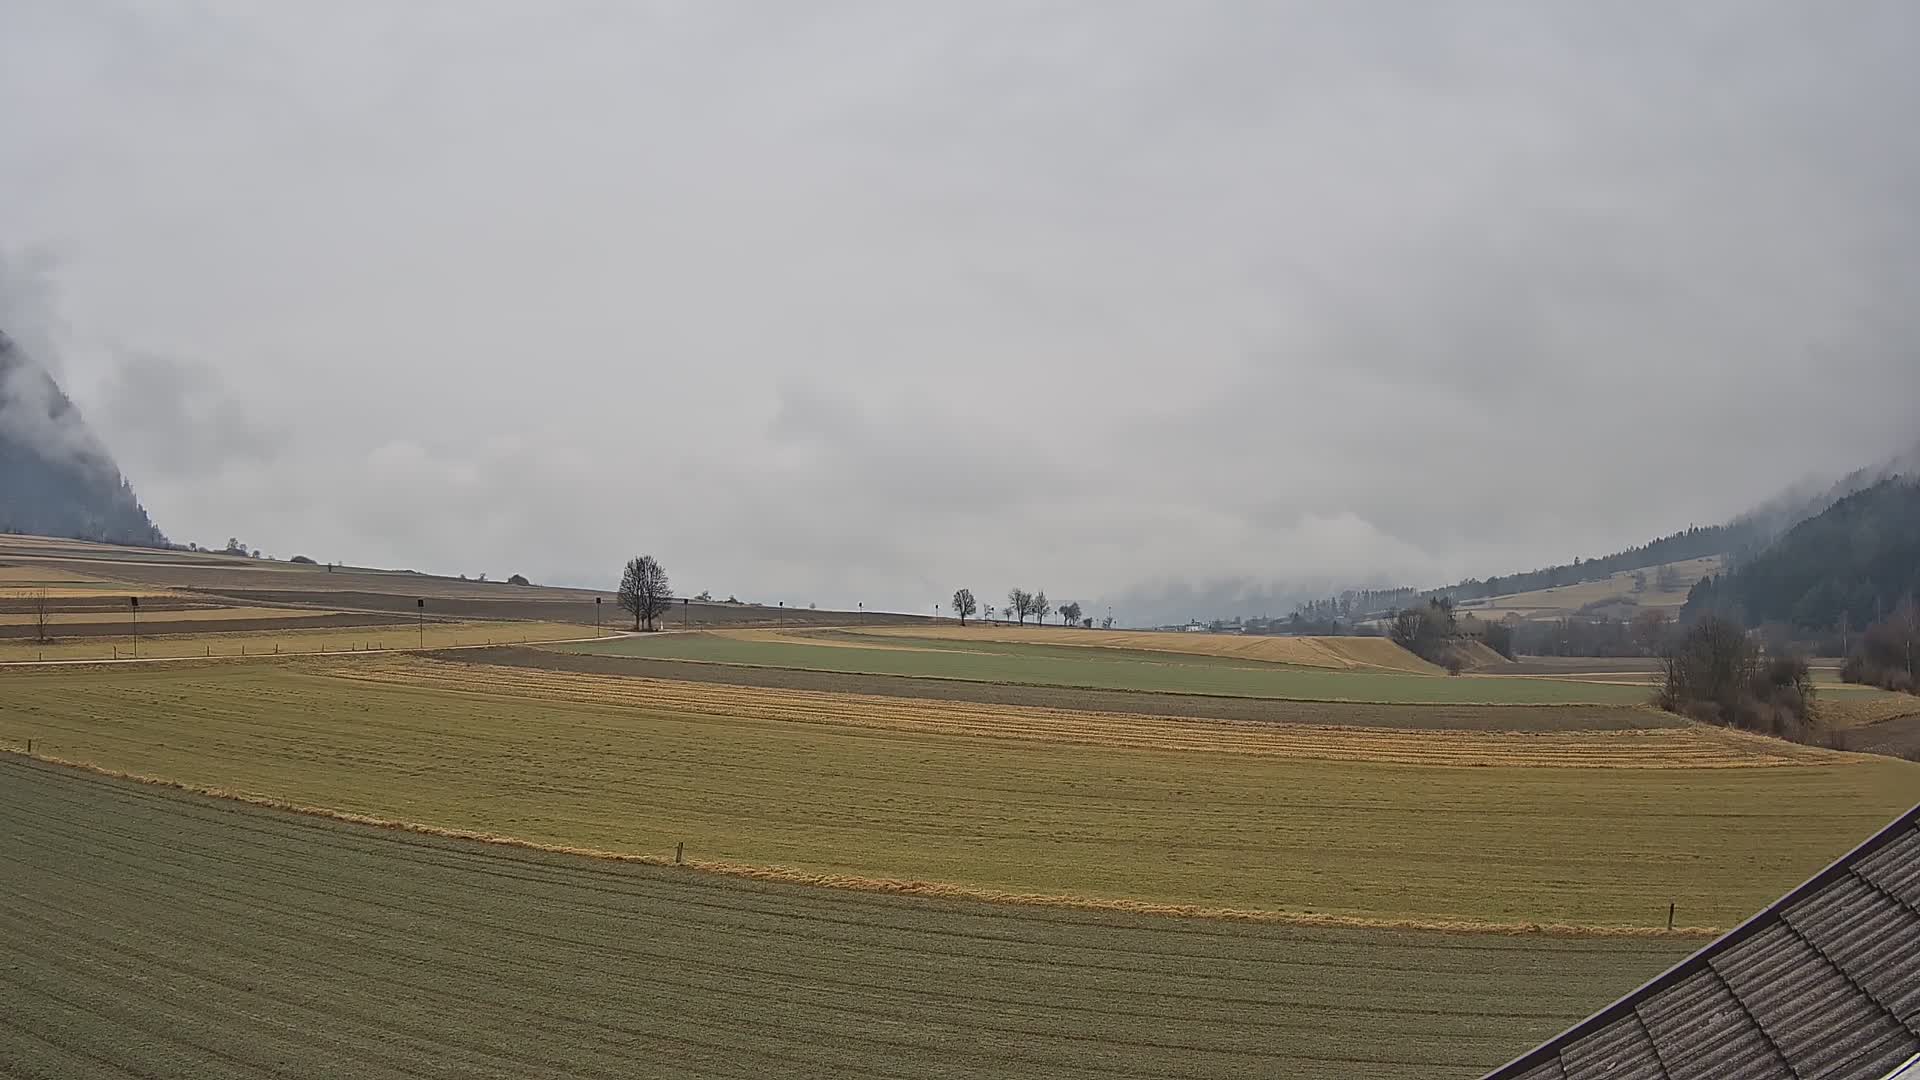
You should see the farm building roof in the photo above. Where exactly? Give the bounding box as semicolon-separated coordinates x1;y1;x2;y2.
1484;803;1920;1080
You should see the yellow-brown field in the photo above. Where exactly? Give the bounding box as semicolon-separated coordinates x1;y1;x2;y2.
5;655;1914;930
1456;556;1723;618
0;620;601;661
332;657;1821;769
1817;687;1920;729
861;623;1447;672
0;604;344;627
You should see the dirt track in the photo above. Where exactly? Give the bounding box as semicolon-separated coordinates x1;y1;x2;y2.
433;646;1680;731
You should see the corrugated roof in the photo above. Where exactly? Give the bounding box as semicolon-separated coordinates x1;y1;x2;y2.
1485;804;1920;1080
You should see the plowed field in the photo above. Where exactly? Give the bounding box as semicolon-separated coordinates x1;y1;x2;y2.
0;756;1693;1080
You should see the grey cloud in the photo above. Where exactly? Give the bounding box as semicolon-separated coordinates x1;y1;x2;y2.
95;350;283;478
2;2;1917;624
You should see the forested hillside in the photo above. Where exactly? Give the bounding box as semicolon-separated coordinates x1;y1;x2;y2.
1683;479;1920;632
0;328;167;546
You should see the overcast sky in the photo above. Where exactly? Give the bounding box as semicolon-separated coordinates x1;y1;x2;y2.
3;2;1916;622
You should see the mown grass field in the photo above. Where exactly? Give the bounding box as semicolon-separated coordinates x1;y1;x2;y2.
5;657;1913;928
558;629;1654;705
1453;556;1723;618
0;620;598;661
860;625;1448;672
0;757;1692;1080
440;645;1682;731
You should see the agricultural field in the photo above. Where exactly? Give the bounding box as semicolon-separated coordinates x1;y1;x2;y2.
456;645;1681;731
4;656;1914;929
1817;686;1920;729
4;534;1915;1078
863;624;1448;672
0;620;596;662
0;534;928;631
557;627;1655;705
1453;556;1723;619
0;756;1693;1080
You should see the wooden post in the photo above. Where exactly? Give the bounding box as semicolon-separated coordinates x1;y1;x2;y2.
675;842;684;865
25;739;31;755
1668;902;1675;930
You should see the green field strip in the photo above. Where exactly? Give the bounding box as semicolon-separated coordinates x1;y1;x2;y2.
555;633;1653;705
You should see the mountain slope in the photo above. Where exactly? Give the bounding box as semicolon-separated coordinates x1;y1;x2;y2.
1420;439;1920;613
1684;478;1920;631
0;329;166;546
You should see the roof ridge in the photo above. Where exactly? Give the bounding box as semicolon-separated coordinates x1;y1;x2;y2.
1483;805;1920;1078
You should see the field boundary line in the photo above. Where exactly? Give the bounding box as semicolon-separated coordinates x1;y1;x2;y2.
2;749;1722;940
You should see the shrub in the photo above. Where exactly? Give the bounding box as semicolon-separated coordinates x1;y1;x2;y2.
289;555;316;565
1841;602;1918;695
1659;616;1819;743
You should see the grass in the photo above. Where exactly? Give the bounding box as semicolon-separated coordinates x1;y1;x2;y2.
0;757;1693;1080
555;630;1654;705
454;645;1682;731
1455;556;1723;618
0;620;598;662
1818;687;1920;729
0;604;344;627
860;625;1446;672
4;658;1913;929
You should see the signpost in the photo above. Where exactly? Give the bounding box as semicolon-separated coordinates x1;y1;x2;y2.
129;596;139;658
417;598;425;649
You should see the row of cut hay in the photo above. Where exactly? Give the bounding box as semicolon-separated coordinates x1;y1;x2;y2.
7;750;1721;939
325;657;1836;769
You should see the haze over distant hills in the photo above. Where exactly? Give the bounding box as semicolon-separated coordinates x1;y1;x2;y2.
0;327;166;547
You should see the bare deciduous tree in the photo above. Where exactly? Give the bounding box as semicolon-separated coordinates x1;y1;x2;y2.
1008;588;1032;626
951;588;977;626
1059;601;1082;626
30;587;50;642
618;555;673;631
1031;591;1051;627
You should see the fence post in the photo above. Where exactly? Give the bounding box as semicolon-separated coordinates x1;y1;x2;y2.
675;842;684;865
1668;902;1675;930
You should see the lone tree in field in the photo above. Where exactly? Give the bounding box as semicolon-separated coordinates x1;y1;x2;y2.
618;555;673;631
1008;588;1032;625
27;587;51;643
1032;591;1051;627
951;588;978;626
1060;601;1082;626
